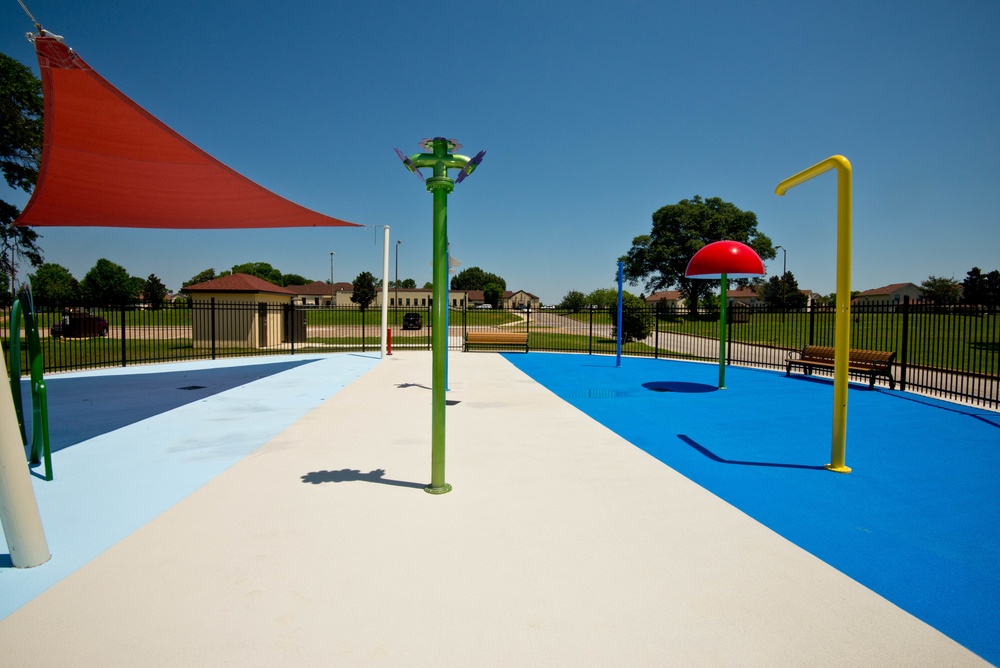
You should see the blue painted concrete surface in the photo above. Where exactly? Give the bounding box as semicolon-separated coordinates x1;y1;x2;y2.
1;353;381;619
505;353;1000;666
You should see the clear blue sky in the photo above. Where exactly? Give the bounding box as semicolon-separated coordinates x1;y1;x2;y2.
2;0;998;303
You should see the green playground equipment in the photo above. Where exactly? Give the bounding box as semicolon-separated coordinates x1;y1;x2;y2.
395;137;485;495
9;288;53;481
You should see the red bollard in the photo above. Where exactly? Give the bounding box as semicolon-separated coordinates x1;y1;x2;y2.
387;328;393;355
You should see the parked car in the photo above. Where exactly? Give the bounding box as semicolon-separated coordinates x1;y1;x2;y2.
475;304;492;309
402;312;422;330
51;313;109;339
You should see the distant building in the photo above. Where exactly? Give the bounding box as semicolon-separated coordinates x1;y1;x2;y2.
853;283;923;305
338;287;471;309
645;290;684;307
288;281;339;307
182;273;296;348
504;290;540;310
726;286;763;307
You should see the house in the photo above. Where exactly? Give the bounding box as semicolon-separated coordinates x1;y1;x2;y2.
853;283;923;305
338;287;471;310
289;281;336;307
465;290;540;309
645;290;684;307
182;273;297;348
726;286;763;307
503;290;540;310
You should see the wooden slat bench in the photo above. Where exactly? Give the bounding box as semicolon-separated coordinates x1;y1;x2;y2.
464;331;529;353
786;345;896;389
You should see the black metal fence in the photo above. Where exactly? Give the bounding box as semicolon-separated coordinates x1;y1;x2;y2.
4;297;997;409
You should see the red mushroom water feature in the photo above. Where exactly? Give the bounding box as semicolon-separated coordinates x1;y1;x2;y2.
685;241;766;389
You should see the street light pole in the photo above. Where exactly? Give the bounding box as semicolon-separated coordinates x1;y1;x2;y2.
330;251;336;308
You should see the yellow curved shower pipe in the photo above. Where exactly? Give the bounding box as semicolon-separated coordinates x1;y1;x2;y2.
776;155;853;473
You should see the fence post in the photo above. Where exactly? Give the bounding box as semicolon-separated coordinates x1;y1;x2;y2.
210;298;217;360
588;307;594;355
654;308;660;360
120;304;127;367
899;295;909;392
726;304;733;365
808;303;816;346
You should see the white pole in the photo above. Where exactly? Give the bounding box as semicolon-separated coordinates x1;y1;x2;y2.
0;355;50;568
381;226;390;358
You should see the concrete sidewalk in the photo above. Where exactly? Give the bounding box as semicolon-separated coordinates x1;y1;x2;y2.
0;352;984;666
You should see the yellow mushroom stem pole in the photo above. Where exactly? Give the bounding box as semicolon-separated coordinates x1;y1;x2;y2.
775;155;853;473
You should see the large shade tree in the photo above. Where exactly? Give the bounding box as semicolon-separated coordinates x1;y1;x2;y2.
451;266;506;292
962;267;1000;312
80;258;139;305
920;275;962;305
28;262;79;309
620;196;775;309
758;271;808;311
0;51;46;302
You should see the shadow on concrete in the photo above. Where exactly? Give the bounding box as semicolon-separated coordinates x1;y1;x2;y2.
300;468;425;489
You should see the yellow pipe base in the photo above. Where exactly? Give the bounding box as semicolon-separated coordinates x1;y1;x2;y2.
824;463;853;474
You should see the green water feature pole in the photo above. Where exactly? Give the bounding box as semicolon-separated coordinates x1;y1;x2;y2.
395;137;486;494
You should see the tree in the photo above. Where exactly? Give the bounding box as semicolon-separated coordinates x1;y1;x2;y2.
229;261;282;285
0;52;47;293
483;282;503;308
585;288;618;309
390;278;416;289
559;290;587;312
28;262;80;309
920;275;961;305
80;258;137;305
758;271;808;311
609;291;653;343
962;267;1000;312
142;274;169;309
620;195;775;312
451;266;506;292
183;268;217;287
350;271;377;310
0;272;9;307
422;281;433;289
281;273;309;287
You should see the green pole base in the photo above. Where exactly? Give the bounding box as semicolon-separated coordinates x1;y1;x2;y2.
424;483;453;495
824;463;852;474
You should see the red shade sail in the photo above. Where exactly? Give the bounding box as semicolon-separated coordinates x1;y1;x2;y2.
15;34;360;229
685;240;766;279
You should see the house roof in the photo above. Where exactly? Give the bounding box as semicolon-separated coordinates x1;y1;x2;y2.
727;287;760;298
856;283;919;297
183;273;296;295
287;281;330;296
646;290;682;302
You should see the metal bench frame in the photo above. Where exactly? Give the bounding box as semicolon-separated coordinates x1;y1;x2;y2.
464;331;529;353
786;345;896;389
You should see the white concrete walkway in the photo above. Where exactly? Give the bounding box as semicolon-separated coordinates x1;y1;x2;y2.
0;352;985;666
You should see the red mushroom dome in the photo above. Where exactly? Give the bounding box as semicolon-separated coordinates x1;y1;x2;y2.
685;240;766;279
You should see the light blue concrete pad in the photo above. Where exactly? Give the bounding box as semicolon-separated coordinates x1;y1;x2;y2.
0;353;381;619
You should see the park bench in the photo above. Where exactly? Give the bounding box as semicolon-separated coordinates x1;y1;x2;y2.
786;345;896;389
464;331;529;353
